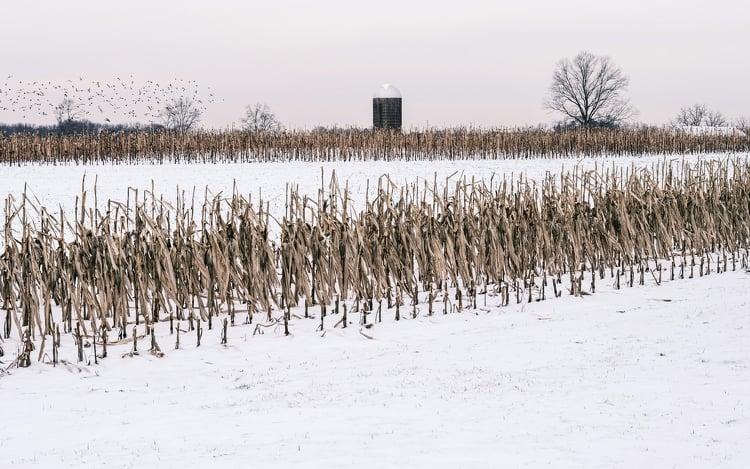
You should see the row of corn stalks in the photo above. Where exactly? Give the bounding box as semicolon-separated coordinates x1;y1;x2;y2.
0;127;748;165
1;157;749;367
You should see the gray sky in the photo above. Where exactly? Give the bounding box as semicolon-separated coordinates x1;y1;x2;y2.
2;0;748;129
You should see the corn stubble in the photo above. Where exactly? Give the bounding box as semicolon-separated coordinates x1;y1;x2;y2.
0;128;748;164
1;157;749;368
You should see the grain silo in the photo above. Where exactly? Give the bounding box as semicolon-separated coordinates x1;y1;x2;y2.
373;84;402;130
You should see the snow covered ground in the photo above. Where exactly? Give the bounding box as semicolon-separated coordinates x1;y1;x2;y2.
1;153;749;468
2;152;742;220
2;265;749;468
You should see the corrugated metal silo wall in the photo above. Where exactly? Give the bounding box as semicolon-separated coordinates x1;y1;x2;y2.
373;98;402;129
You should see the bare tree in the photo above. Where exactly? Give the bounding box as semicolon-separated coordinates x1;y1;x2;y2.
545;51;634;128
240;103;282;132
159;97;202;132
674;104;727;127
54;98;84;124
674;104;707;126
735;116;749;133
705;110;727;127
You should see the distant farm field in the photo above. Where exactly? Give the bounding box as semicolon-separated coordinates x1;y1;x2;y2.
1;145;749;469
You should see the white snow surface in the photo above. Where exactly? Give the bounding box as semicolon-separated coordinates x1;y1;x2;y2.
2;153;745;223
1;153;749;468
673;125;748;137
2;268;749;468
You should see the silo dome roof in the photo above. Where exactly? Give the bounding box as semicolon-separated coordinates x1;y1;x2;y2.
374;83;401;99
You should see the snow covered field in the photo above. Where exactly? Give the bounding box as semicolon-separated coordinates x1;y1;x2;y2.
1;152;738;219
3;266;748;468
1;153;749;468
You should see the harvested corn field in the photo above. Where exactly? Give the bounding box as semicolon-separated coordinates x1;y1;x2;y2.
1;156;749;357
2;153;750;469
4;1;750;467
1;127;749;164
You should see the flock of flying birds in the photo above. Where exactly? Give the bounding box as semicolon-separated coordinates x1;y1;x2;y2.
0;75;221;125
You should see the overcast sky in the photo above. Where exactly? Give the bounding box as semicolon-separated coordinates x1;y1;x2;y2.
2;0;748;129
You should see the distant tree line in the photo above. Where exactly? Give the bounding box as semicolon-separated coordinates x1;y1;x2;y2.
1;58;745;135
1;98;285;136
0;121;165;136
544;51;748;133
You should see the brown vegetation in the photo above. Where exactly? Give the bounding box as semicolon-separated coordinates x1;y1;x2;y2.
1;157;749;367
0;127;748;165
